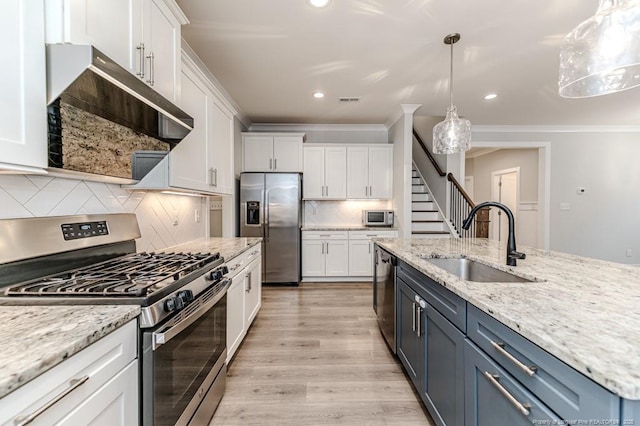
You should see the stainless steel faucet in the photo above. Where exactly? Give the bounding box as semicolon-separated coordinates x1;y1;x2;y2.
462;201;526;266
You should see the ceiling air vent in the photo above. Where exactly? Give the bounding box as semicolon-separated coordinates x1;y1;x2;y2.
339;97;360;102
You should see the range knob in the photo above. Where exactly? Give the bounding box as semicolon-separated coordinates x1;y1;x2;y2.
164;297;177;312
206;269;223;281
177;289;194;305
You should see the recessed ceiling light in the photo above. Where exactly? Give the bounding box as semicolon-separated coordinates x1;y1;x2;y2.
307;0;331;8
313;91;325;99
484;93;498;100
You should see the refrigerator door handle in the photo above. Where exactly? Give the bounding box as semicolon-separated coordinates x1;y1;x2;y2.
265;191;270;241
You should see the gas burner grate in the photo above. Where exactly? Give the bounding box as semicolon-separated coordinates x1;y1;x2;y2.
5;251;221;297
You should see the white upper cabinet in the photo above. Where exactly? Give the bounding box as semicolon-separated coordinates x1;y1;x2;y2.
303;145;346;200
209;97;234;195
45;0;186;101
169;61;209;191
242;133;305;172
132;50;236;195
142;0;183;101
346;145;393;199
0;0;47;170
368;146;393;199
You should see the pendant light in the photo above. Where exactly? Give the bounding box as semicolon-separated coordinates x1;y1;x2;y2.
559;0;640;98
433;33;471;155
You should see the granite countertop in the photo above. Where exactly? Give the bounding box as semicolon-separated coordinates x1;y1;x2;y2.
0;305;139;399
374;237;640;400
162;237;262;261
302;226;398;231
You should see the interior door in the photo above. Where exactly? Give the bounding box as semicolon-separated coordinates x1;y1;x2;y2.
491;171;518;242
265;173;300;283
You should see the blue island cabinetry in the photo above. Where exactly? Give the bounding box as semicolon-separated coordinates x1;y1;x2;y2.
391;258;634;426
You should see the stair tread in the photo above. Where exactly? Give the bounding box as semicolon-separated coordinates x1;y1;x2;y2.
412;220;444;223
412;210;438;213
412;200;433;202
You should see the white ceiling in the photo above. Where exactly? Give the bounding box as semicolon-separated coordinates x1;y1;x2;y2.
177;0;640;126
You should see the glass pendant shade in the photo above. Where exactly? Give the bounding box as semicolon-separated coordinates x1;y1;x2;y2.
433;33;472;154
559;0;640;98
433;106;471;154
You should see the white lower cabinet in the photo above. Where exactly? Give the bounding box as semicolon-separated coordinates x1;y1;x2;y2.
302;230;397;280
225;244;262;363
244;257;262;326
302;231;349;278
0;320;138;426
226;270;247;363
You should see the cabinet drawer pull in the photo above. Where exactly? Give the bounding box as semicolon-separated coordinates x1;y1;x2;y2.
269;159;273;170
230;263;241;271
412;302;416;332
483;372;531;416
14;375;90;425
490;341;538;377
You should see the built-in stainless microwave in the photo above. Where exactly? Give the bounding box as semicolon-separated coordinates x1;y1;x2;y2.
363;210;395;227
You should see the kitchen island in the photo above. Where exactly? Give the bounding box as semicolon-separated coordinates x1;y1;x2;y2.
375;237;640;424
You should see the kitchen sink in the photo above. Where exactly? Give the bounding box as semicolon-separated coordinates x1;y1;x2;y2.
422;257;534;283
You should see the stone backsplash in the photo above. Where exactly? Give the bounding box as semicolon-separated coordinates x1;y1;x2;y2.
53;101;169;179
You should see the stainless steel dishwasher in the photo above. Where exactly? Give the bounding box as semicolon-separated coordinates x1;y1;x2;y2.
374;245;397;353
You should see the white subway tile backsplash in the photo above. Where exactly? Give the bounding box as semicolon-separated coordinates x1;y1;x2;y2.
304;199;392;227
0;175;206;251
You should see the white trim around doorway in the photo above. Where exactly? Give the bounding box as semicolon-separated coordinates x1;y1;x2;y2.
461;141;551;251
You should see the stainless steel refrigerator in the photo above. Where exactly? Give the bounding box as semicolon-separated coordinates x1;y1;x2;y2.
240;173;301;284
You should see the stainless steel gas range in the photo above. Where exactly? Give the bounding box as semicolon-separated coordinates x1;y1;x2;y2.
0;213;229;426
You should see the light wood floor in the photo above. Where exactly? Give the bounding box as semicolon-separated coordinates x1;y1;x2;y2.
209;283;434;425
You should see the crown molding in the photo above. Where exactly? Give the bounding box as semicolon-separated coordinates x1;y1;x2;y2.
249;123;388;132
472;124;640;133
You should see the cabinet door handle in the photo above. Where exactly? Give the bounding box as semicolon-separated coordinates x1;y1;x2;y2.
416;306;422;337
483;372;531;416
325;185;328;197
136;42;145;78
14;376;90;426
326;242;329;254
368;242;371;254
490;341;538;377
321;242;324;254
269;159;273;170
274;158;277;170
146;51;155;86
245;272;251;292
365;186;368;197
412;302;416;332
209;168;215;186
213;168;218;187
369;186;373;197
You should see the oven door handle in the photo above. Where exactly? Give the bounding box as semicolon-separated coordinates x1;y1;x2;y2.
152;279;230;350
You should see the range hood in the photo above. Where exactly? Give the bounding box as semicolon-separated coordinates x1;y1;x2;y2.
45;44;193;183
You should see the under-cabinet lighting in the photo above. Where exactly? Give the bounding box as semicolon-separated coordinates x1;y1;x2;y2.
160;190;204;198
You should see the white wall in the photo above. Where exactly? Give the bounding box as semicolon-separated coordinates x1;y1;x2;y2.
0;175;206;251
473;128;640;263
466;149;540;248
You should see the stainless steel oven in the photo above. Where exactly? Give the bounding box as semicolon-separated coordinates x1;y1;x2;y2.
142;278;229;426
0;214;231;426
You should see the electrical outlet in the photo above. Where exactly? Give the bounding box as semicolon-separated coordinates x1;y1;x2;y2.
577;187;586;195
627;249;632;257
194;209;201;223
172;210;179;226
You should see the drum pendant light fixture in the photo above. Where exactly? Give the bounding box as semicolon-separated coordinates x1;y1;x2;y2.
559;0;640;98
433;33;471;154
